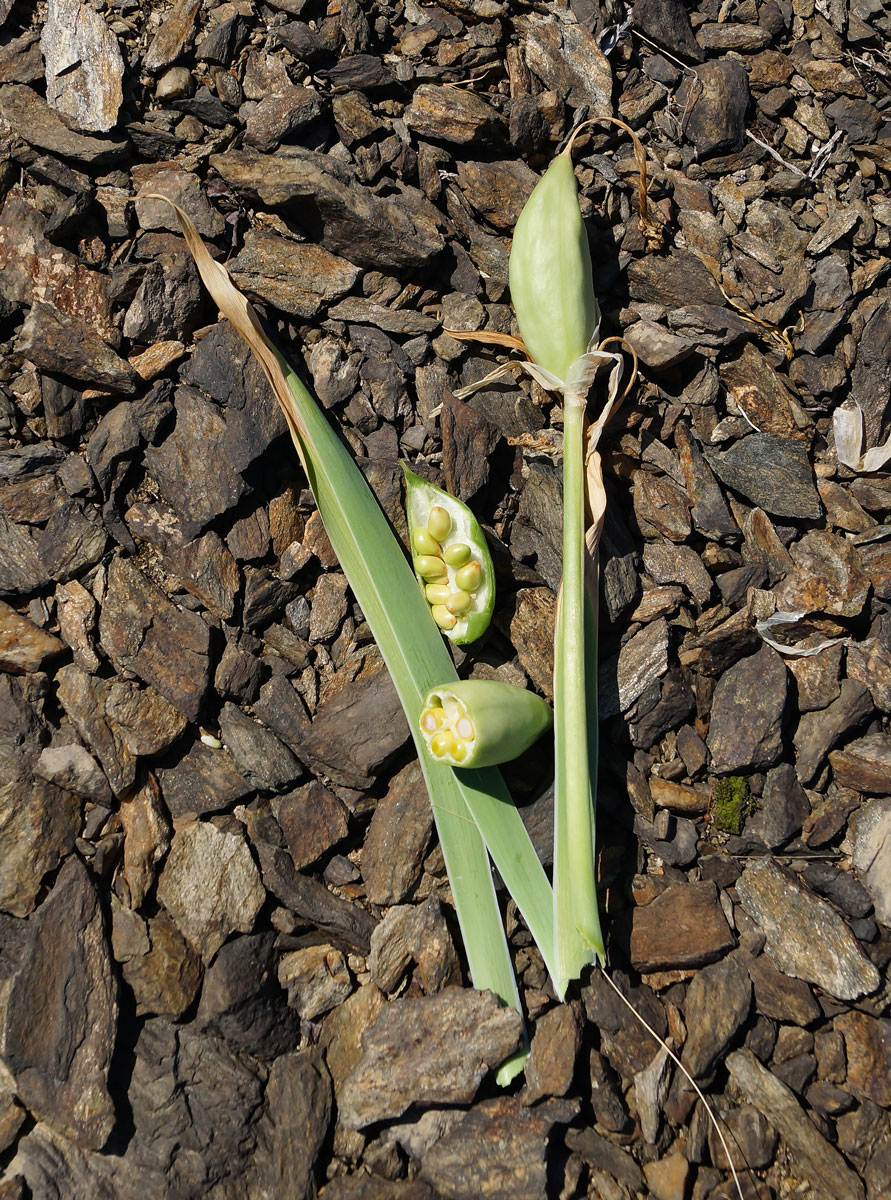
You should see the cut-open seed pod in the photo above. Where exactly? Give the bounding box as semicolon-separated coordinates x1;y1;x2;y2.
420;679;553;769
403;464;494;645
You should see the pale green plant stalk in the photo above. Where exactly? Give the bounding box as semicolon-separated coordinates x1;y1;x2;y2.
151;197;558;1079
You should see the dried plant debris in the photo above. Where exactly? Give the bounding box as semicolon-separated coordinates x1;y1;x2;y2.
0;0;890;1196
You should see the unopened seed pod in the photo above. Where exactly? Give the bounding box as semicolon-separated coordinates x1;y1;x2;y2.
419;679;553;769
402;463;494;645
508;152;600;384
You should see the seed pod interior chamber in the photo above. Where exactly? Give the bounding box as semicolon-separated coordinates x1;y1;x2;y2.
402;464;495;645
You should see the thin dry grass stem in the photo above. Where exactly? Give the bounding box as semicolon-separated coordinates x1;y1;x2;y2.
596;968;752;1200
596;336;639;408
564;116;666;249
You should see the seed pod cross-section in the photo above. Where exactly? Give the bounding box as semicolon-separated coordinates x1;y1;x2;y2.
403;464;494;645
420;680;553;769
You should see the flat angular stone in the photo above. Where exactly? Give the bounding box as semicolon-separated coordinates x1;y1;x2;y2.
112;902;202;1019
368;897;460;997
278;944;352;1020
835;1011;891;1108
775;530;870;619
244;85;323;151
256;842;376;954
98;555;211;721
830;733;891;794
197;932;299;1059
229;229;360;318
743;949;821;1025
735;858;880;1000
103;678;187;758
643;541;713;605
156;740;251;818
262;1052;332;1198
851;798;891;926
118;777;170;910
0;513;51;595
706;434;822;520
632;0;703;60
420;1096;552;1200
847;636;891;713
795;680;873;785
405;84;507;145
0;192;116;342
525;1003;583;1102
15;301;138;393
727;1049;865;1200
0;599;63;672
132;160;224;239
255;652;409;789
156;820;265;961
630;882;735;972
274;781;349;870
211;148;444;271
600;618;670;719
678;58;750;156
787;642;843;713
143;388;250;535
721;343;804;440
143;0;200;71
125;500;239;619
681;955;752;1079
34;743;112;804
0;84;126;164
1;857;117;1149
36;500;106;582
218;702;302;792
707;644;786;773
55;664;136;795
747;761;810;848
42;0;124;133
339;989;523;1129
520;15;613;112
362;760;433;905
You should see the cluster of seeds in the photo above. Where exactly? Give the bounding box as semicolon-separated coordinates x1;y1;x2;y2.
420;694;476;763
413;505;484;632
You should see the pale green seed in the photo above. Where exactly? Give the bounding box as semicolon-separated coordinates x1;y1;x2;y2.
443;542;471;568
413;527;442;556
431;604;458;630
425;584;451;605
445;591;472;615
455;561;482;593
415;555;447;579
427;505;452;542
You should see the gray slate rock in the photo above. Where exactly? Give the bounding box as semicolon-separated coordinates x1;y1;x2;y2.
681;954;752;1079
261;1051;332;1200
229;229;360;318
156;739;252;818
156;820;265;961
219;702;303;793
339;989;523;1129
55;664;136;795
42;0;124;133
98;555;211;722
1;857;117;1149
632;0;703;60
795;679;874;785
362;760;433;905
707;644;787;774
210;147;444;271
0;84;127;163
727;1049;865;1200
34;743;112;804
747;762;810;848
735;858;880;1000
630;881;735;972
196;932;299;1060
705;433;822;519
15;301;138;393
677;58;750;156
851;798;891;927
419;1097;553;1200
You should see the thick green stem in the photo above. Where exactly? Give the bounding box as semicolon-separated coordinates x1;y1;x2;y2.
553;393;605;997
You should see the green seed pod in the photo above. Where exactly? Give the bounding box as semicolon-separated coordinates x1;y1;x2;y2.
455;561;482;593
443;542;471;568
403;464;495;646
508;152;600;384
427;505;452;542
414;554;447;579
412;527;442;556
419;680;553;769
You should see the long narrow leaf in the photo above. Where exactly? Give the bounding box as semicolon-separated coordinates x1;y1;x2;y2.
154;199;557;1046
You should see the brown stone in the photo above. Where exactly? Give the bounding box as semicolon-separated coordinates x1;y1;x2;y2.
830;733;891;794
836;1011;891;1108
630;882;735;972
0;600;63;672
